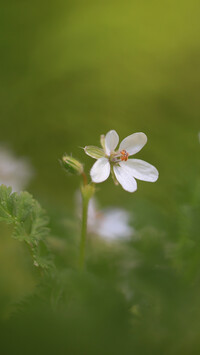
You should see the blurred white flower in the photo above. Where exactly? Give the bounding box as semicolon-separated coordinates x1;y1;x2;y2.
0;145;34;192
89;202;133;241
76;194;133;241
84;130;159;193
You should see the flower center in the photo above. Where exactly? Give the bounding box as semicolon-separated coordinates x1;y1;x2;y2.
120;150;129;161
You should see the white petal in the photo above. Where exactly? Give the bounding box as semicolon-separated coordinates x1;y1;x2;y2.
90;157;110;183
105;130;119;155
113;165;137;193
120;159;159;182
119;132;147;156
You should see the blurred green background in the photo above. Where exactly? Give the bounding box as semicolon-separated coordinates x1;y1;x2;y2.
0;0;200;354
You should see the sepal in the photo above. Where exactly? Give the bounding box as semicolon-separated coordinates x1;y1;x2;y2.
84;146;105;159
100;135;106;150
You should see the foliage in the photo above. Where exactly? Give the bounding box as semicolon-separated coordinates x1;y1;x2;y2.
0;185;53;270
0;177;200;354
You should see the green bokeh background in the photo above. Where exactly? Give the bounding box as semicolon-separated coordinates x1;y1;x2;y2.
0;1;200;354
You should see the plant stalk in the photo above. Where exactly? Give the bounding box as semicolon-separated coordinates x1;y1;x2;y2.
79;192;89;270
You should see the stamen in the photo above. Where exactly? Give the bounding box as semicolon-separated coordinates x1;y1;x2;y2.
120;150;129;161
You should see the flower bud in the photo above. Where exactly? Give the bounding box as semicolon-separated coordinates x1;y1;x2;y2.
61;155;83;175
84;146;105;159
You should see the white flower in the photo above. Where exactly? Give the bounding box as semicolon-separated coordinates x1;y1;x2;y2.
0;145;34;192
84;130;159;192
80;196;133;241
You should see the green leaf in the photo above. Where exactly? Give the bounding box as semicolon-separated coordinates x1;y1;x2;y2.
0;185;53;270
0;185;14;223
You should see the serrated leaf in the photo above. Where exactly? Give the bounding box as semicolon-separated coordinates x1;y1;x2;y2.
0;184;53;270
0;185;15;223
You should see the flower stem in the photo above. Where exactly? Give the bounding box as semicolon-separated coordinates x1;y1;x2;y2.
81;171;88;186
79;183;95;270
79;191;89;270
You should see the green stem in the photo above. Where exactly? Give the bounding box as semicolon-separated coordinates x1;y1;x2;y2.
79;192;89;270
